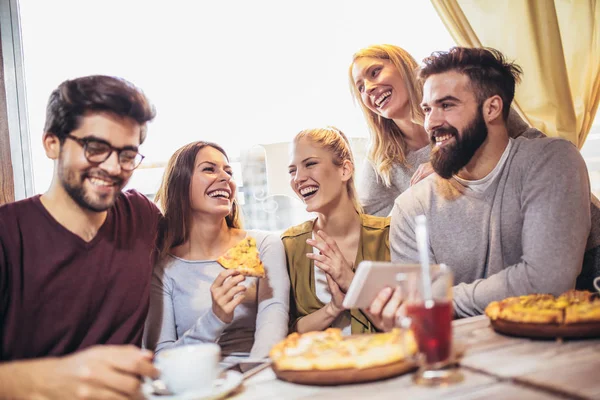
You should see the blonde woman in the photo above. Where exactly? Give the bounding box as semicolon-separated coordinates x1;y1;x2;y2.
282;127;390;334
349;44;531;216
144;141;289;361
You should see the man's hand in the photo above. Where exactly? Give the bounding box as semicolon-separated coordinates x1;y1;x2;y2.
306;230;355;292
363;286;405;332
410;162;435;186
5;345;159;400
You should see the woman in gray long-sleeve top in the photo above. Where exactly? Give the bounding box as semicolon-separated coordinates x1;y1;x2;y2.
143;141;289;361
349;44;431;217
349;44;532;217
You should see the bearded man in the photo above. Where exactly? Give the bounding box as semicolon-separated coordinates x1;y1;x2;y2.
0;75;162;399
386;47;591;319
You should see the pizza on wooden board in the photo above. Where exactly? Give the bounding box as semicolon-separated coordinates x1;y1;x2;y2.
217;237;266;278
269;328;417;371
485;290;600;325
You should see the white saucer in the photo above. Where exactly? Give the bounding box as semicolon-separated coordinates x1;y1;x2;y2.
143;370;243;400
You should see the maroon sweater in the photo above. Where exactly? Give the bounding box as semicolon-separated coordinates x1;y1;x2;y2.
0;190;162;360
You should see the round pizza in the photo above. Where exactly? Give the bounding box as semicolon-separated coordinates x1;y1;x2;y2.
485;290;600;325
269;328;417;371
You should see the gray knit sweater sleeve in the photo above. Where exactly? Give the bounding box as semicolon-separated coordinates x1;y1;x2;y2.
389;189;430;266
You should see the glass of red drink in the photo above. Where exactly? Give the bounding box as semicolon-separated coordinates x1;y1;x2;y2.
396;264;463;386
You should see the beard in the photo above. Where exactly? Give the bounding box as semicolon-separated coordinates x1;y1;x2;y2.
430;106;488;179
58;158;124;212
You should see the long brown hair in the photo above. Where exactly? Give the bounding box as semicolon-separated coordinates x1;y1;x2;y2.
294;126;363;214
155;141;243;260
348;44;424;187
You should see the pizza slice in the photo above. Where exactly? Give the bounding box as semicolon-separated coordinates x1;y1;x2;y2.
487;290;600;336
350;329;417;369
217;237;266;278
485;294;564;324
558;289;596;304
563;291;600;324
565;300;600;324
270;329;345;371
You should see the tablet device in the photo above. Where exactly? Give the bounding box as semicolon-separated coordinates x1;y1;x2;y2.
342;261;422;309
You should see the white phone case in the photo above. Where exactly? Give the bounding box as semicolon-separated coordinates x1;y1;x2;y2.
343;262;422;309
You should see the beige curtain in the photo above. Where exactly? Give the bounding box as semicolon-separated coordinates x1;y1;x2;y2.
431;0;600;148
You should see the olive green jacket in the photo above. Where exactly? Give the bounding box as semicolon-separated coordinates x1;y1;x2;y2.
281;214;391;334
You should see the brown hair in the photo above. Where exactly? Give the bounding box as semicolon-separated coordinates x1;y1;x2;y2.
348;44;424;187
419;47;522;120
294;126;363;214
44;75;156;143
155;141;243;259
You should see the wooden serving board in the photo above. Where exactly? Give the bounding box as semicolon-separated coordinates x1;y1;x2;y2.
272;359;417;386
491;319;600;339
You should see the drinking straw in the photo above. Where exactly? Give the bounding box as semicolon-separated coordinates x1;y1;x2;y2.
415;215;433;301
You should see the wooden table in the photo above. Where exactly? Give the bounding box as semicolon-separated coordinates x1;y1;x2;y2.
228;316;600;400
455;316;600;399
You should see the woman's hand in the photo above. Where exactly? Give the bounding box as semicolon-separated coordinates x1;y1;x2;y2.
410;162;435;186
324;273;346;318
210;269;247;324
306;230;354;292
363;286;405;332
295;273;347;333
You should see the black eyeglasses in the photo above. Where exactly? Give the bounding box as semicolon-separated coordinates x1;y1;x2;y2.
64;134;145;171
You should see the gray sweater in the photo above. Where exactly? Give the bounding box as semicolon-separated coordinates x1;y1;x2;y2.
144;230;290;359
390;136;591;318
359;145;430;217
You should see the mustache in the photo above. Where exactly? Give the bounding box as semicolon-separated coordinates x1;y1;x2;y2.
431;126;459;139
83;169;123;185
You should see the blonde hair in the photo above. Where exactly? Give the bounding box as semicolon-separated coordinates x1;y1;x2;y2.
293;126;363;214
348;44;424;187
155;141;243;260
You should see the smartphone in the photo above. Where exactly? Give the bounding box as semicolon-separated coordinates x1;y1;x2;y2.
343;261;422;309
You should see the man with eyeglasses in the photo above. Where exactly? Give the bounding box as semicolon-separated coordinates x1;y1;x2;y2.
0;75;162;399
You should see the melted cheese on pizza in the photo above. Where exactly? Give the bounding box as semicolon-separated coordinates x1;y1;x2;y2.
485;290;600;325
270;328;416;371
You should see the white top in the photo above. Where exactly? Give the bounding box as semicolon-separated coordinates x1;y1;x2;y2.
312;233;352;335
454;139;513;193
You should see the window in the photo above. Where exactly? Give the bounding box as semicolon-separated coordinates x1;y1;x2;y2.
581;116;600;199
18;0;454;228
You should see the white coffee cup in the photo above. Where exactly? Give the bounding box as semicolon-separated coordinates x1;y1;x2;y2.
154;343;221;394
594;276;600;293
